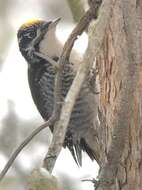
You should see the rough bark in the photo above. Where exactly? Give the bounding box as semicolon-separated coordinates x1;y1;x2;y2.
97;0;142;189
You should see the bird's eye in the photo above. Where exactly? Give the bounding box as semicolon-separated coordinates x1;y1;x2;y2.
24;31;36;39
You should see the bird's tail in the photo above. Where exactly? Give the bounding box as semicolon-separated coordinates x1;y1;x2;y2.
68;142;82;166
64;134;96;166
63;132;83;166
68;139;97;166
80;138;96;161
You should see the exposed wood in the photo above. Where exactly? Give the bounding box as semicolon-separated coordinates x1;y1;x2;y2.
97;0;142;189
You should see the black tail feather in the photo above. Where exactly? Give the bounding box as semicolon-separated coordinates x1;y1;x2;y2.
68;143;82;166
64;132;82;166
64;132;95;166
80;138;95;161
74;142;82;166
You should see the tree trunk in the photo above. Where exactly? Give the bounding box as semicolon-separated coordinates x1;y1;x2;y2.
97;1;142;189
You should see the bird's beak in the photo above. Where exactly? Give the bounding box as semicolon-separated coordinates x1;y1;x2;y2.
52;17;61;26
48;17;61;30
41;18;61;33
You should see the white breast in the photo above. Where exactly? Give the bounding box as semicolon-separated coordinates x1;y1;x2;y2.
39;27;82;71
39;28;62;58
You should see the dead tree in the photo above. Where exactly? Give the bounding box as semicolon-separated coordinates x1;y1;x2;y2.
95;0;142;189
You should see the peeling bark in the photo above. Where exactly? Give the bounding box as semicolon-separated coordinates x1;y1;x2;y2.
97;1;142;189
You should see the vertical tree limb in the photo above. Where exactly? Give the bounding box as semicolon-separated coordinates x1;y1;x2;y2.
96;1;139;190
43;8;98;172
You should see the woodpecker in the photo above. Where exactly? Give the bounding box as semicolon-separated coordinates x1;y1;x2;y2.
17;18;99;166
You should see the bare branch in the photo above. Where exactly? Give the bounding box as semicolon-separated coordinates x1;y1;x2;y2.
34;52;59;70
52;8;98;117
0;116;56;182
43;3;104;171
43;8;97;172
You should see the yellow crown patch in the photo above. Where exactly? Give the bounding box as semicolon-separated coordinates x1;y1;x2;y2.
19;19;43;30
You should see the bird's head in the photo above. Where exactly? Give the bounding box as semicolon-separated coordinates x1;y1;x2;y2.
17;18;61;62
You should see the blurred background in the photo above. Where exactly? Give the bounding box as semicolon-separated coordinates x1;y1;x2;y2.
0;0;99;189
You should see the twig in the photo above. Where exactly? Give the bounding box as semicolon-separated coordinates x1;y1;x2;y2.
0;116;56;182
52;8;98;117
43;6;102;172
82;178;98;183
34;52;59;70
